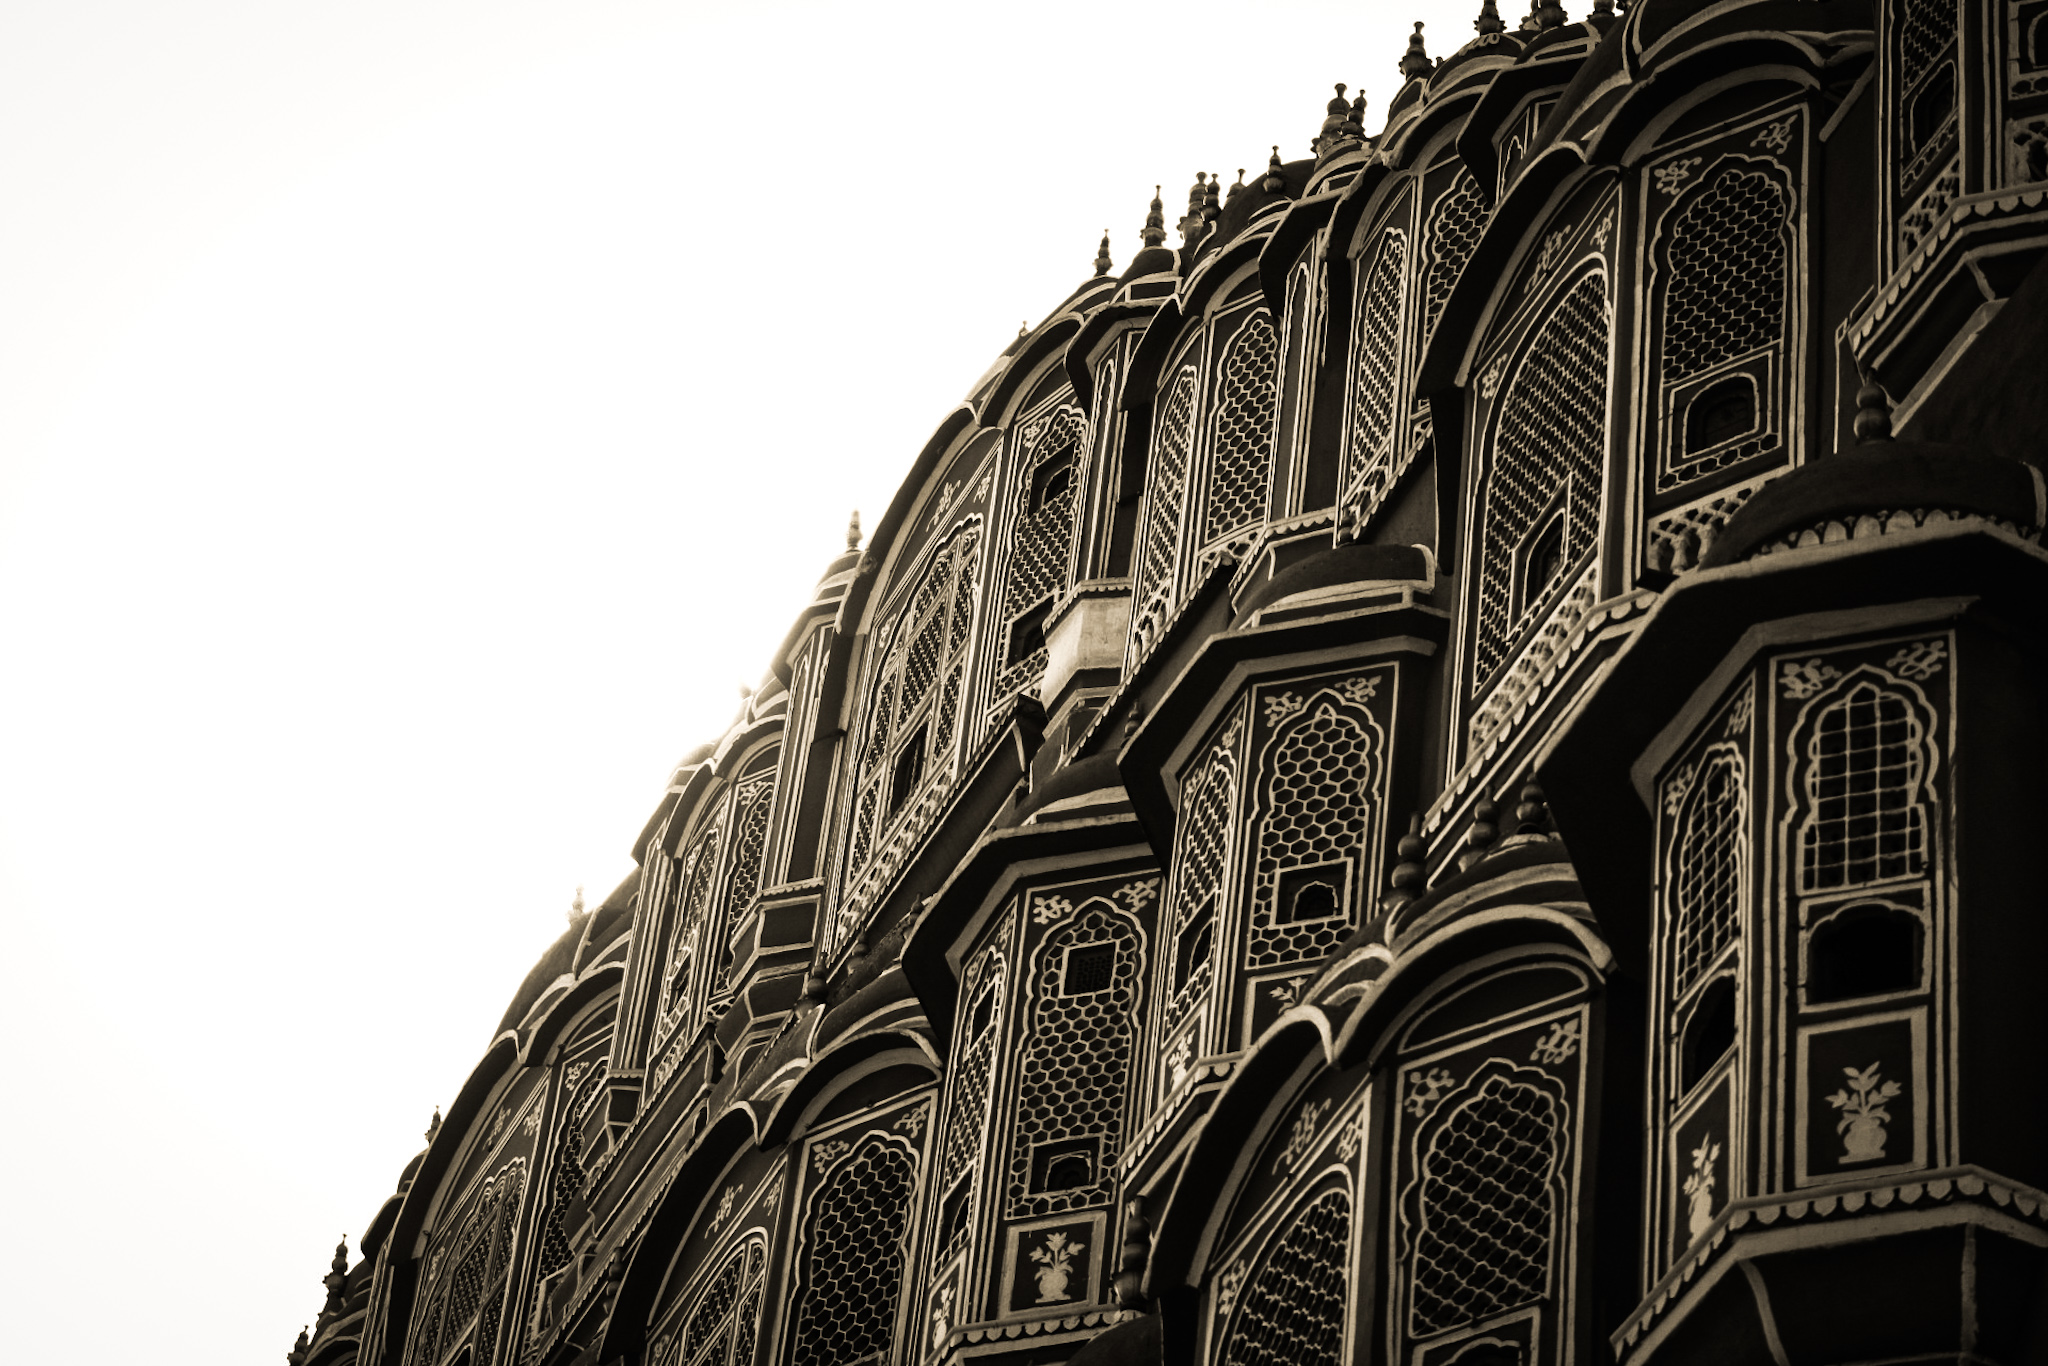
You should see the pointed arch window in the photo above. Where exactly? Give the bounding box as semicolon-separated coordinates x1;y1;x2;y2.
789;1135;919;1366
407;1159;527;1366
1670;749;1745;994
993;411;1085;700
933;948;1005;1256
526;1060;610;1343
1421;171;1486;347
1008;900;1143;1219
1796;679;1929;893
710;762;778;1004
1344;226;1409;506
1474;271;1611;685
1248;694;1380;972
1164;756;1233;1033
1202;312;1280;550
1132;365;1198;650
847;522;981;881
1216;1187;1353;1366
659;1236;766;1366
659;825;721;1039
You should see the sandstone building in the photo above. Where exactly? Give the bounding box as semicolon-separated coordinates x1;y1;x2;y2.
290;3;2048;1363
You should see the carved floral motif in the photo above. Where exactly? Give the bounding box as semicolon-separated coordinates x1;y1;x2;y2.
1274;1099;1333;1175
1404;1066;1456;1118
1029;1232;1083;1304
1885;639;1947;681
1682;1136;1720;1240
1529;1018;1581;1065
1779;657;1842;699
1826;1062;1903;1163
1654;157;1704;194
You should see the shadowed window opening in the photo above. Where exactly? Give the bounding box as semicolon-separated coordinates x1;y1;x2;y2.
938;1178;970;1248
1029;1138;1098;1193
1680;976;1737;1092
1911;62;1955;150
889;724;927;814
1683;375;1757;453
1061;942;1116;995
1029;443;1076;514
1006;599;1051;667
968;983;996;1039
1174;896;1215;994
1809;905;1922;1001
1521;508;1566;614
1276;865;1344;926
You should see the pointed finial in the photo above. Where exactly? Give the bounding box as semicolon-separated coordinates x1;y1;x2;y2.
1400;22;1433;79
1261;146;1285;193
1327;82;1350;116
1457;798;1500;872
425;1105;442;1143
1383;812;1426;912
1591;0;1616;16
1201;173;1221;221
1854;367;1894;443
1349;90;1368;133
1535;0;1567;29
1226;167;1247;201
321;1238;349;1316
567;885;585;924
1178;173;1209;243
1475;0;1507;33
1142;185;1167;248
1094;229;1112;277
1519;4;1542;31
846;509;862;550
1514;778;1551;836
289;1326;310;1366
1018;320;1028;339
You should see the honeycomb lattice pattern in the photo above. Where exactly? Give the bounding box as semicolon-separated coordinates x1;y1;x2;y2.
1661;167;1787;384
409;1159;525;1366
1799;680;1928;892
1164;757;1232;1034
792;1135;917;1366
1203;314;1279;547
937;949;1004;1250
713;774;775;998
1345;228;1407;503
1900;0;1955;92
661;828;720;1033
846;521;980;903
1249;699;1375;969
1009;903;1143;1218
1411;1075;1558;1335
677;1237;762;1366
1423;173;1486;346
994;411;1084;700
1135;367;1198;628
1475;272;1611;683
1220;1189;1352;1366
528;1062;608;1314
1672;752;1744;993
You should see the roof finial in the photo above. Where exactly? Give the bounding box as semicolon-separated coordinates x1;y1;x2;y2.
567;885;585;924
1114;1195;1153;1310
425;1105;442;1143
1178;172;1209;243
1853;366;1894;443
846;509;862;550
1316;82;1367;161
1591;0;1617;17
322;1238;350;1317
1093;229;1112;277
1261;146;1286;193
1327;82;1350;117
1201;172;1221;222
1475;0;1507;33
1513;777;1552;837
1535;0;1567;29
1457;797;1501;872
289;1327;310;1366
1142;186;1167;248
1400;22;1434;80
1383;812;1427;913
1519;3;1542;31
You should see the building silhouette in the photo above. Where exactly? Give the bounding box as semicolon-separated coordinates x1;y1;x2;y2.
290;3;2048;1363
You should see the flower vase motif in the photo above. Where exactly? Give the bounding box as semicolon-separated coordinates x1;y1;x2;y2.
1029;1232;1080;1304
1825;1062;1902;1164
1681;1136;1720;1241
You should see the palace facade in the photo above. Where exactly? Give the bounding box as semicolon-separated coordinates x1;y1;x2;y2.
291;3;2048;1363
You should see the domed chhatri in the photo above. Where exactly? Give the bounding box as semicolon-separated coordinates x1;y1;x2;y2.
294;13;2048;1366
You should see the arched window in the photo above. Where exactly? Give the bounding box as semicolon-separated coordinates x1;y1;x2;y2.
1008;900;1143;1219
1217;1187;1352;1366
1345;226;1408;505
659;827;720;1039
1670;750;1745;995
527;1060;609;1343
1410;1074;1560;1335
1656;162;1789;485
1164;757;1232;1032
1475;272;1611;683
710;765;777;1004
1133;366;1198;639
847;522;982;884
790;1135;918;1366
1679;975;1738;1092
1898;0;1957;149
1808;903;1924;1002
667;1237;766;1366
994;410;1085;699
1796;679;1929;893
933;949;1005;1257
1248;695;1379;972
1202;313;1280;549
408;1159;527;1366
1421;171;1486;347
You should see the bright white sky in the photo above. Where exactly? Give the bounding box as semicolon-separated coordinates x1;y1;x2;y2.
0;1;1474;1358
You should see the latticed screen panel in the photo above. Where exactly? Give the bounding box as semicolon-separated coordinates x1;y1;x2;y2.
1422;172;1486;347
712;773;776;999
1474;272;1611;684
935;949;1004;1252
1134;367;1198;626
1248;700;1376;970
1163;758;1232;1036
1345;228;1407;503
1219;1188;1352;1366
661;828;721;1033
1202;314;1280;548
1798;681;1928;892
993;412;1085;699
409;1159;526;1366
1899;0;1957;94
529;1062;609;1306
1008;903;1143;1219
1672;753;1744;993
791;1136;918;1366
675;1237;764;1366
1410;1077;1559;1336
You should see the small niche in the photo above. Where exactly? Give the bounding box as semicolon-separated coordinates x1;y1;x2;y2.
1680;976;1737;1093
